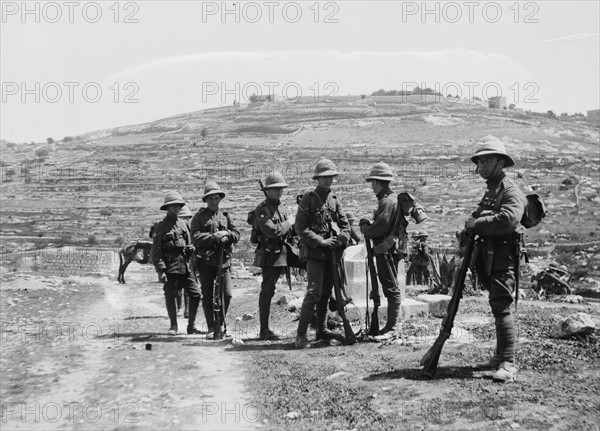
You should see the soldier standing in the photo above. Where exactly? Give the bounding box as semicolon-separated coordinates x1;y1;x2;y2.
412;231;431;285
294;159;350;348
252;172;295;340
359;162;402;340
191;182;240;338
150;191;202;335
465;137;527;382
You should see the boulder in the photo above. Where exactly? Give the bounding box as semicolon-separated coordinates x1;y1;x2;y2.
550;312;596;338
416;294;451;318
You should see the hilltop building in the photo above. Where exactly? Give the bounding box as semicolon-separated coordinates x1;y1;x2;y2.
488;96;507;109
587;109;600;126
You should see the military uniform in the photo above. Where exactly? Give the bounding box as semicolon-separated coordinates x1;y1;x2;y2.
191;206;240;333
410;236;431;285
469;137;526;382
361;186;402;333
150;200;202;335
253;196;294;338
295;187;350;343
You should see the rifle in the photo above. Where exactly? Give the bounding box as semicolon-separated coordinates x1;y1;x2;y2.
213;243;226;340
364;239;381;336
330;249;356;345
420;230;475;377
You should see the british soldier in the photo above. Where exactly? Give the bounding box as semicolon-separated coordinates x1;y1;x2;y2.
465;137;527;382
191;182;240;339
150;191;202;335
359;162;402;341
294;159;350;348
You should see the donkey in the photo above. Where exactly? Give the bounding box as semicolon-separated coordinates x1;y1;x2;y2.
117;241;153;284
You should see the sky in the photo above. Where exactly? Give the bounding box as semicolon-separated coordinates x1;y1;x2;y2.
1;0;599;143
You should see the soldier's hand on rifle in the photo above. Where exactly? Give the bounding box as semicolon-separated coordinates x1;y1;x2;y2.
319;237;337;248
359;218;371;234
213;230;228;243
220;236;229;245
157;270;167;283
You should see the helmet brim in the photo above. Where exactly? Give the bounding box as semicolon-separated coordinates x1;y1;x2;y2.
470;151;515;167
366;176;394;182
262;182;289;190
312;170;339;179
160;199;186;210
202;191;226;202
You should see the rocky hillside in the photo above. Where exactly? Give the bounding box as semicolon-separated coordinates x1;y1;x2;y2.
1;97;599;288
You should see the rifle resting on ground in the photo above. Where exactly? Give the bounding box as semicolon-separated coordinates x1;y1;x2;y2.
420;230;475;378
331;249;357;345
364;239;381;336
213;243;226;340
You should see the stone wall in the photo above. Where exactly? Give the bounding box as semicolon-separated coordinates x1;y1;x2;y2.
22;247;118;277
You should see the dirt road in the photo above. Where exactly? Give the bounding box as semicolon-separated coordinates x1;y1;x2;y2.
0;264;257;430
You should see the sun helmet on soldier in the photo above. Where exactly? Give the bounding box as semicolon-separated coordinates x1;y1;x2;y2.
179;205;193;218
470;138;515;167
558;265;568;274
366;162;394;182
202;182;226;202
160;191;186;210
262;171;288;190
418;230;428;238
312;158;339;179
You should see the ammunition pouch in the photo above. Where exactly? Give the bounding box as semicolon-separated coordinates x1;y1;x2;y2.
373;235;396;256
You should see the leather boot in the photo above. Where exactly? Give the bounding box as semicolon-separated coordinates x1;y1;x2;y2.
187;296;204;334
165;297;178;335
315;301;335;340
202;301;214;332
376;298;401;341
183;292;189;319
296;301;314;339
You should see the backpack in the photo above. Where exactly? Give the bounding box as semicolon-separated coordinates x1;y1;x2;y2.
247;210;260;244
521;194;547;228
493;184;547;229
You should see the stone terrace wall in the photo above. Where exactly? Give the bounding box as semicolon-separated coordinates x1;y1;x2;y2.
20;247;118;277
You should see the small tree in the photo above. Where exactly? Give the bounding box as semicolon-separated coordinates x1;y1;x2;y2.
547;110;556;118
63;136;74;142
200;128;208;140
46;137;54;144
509;103;516;109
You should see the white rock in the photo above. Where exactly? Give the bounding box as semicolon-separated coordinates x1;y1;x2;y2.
550;312;596;338
285;411;300;420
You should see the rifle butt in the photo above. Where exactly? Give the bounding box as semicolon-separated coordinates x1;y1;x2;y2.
368;309;380;336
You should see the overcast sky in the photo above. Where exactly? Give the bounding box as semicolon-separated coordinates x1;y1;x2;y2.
1;1;599;143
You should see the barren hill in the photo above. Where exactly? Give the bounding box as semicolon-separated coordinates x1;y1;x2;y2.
1;97;599;286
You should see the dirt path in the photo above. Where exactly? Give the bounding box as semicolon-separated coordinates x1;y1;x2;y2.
0;266;257;430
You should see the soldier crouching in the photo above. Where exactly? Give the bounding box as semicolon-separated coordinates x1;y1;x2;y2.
191;182;240;339
150;191;202;335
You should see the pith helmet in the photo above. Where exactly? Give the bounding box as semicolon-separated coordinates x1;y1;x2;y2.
312;158;338;179
418;230;428;238
549;261;560;270
345;212;356;222
179;205;193;217
202;181;226;201
366;162;394;182
262;171;288;189
558;265;568;273
470;138;515;167
160;191;185;210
